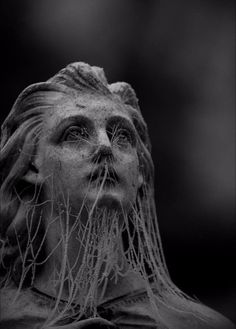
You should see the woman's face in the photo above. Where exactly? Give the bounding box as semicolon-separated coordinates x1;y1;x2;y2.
35;93;142;215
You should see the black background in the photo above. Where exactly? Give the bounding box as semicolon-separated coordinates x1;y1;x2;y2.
1;0;235;322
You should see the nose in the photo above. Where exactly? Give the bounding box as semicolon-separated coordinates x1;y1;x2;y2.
97;129;111;149
91;129;113;163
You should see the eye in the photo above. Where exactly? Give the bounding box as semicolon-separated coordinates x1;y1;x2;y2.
63;125;89;142
108;124;134;148
116;129;131;145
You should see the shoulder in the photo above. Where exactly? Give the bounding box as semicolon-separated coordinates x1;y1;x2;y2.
0;317;45;329
100;289;235;329
160;293;236;329
0;284;49;323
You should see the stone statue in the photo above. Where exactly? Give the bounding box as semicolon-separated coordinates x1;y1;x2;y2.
0;62;234;329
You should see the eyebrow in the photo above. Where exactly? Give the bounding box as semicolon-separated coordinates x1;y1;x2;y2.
106;115;135;132
54;115;91;130
50;115;92;141
54;114;134;130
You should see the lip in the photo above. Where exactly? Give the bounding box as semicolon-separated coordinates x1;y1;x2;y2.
87;166;120;187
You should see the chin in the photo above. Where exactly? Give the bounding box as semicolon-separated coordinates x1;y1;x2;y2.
86;188;134;213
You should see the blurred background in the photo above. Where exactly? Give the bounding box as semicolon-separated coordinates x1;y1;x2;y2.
1;0;235;322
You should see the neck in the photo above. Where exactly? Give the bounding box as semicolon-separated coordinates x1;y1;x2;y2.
34;205;135;305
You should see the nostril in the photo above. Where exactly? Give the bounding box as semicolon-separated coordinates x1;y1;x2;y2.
92;145;113;163
100;145;112;155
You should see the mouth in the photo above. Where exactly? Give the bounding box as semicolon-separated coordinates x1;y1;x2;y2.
87;166;120;188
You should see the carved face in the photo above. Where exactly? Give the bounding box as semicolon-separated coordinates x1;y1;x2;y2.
34;93;143;214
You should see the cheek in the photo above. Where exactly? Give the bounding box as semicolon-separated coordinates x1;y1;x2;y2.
40;148;87;197
42;147;86;174
119;152;140;190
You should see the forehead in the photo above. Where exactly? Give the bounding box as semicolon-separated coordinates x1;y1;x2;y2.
44;93;132;127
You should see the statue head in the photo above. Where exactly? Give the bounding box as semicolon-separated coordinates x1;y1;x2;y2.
0;63;225;328
0;62;155;285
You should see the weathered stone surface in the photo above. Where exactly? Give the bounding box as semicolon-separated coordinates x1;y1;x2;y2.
0;62;234;329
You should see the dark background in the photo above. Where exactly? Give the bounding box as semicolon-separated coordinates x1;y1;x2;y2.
1;0;235;322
